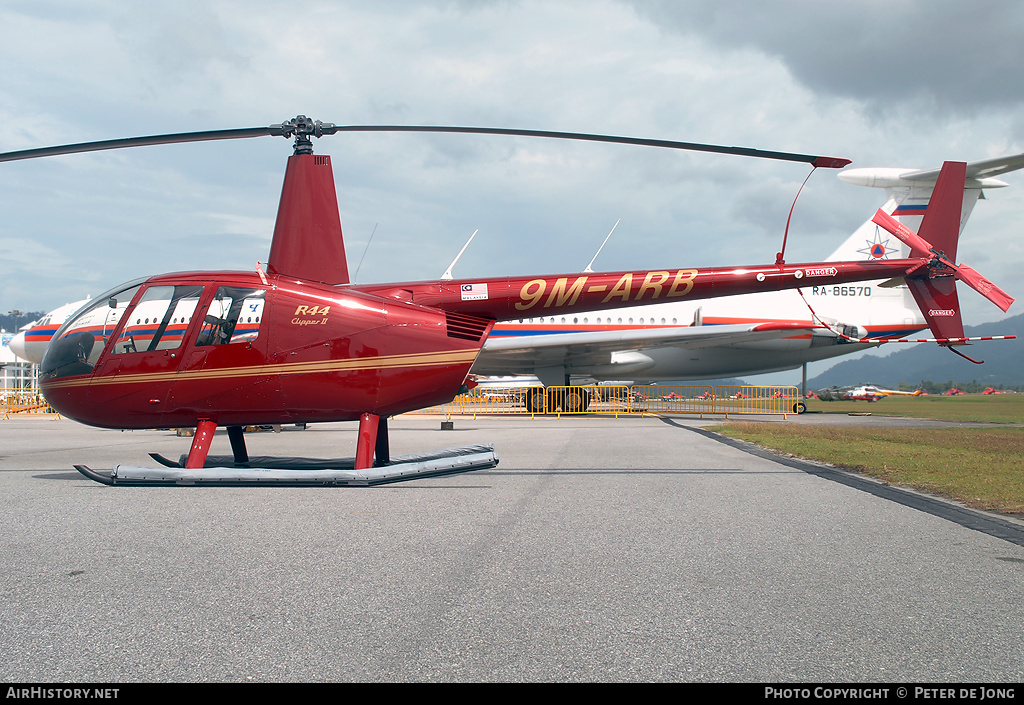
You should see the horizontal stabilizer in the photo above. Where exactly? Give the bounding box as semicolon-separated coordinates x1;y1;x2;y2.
840;152;1024;187
901;152;1024;182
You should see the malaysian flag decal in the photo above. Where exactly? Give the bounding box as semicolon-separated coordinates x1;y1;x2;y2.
461;283;489;301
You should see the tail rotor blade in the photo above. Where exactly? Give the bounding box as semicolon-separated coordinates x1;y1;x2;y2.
953;264;1015;312
871;209;932;257
872;207;1015;313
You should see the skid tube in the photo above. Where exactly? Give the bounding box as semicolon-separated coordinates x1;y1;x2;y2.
74;444;499;487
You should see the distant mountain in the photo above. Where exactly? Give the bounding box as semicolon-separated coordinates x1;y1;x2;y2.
655;377;748;387
806;312;1024;389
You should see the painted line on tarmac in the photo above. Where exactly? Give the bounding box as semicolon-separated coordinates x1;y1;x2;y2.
663;417;1024;549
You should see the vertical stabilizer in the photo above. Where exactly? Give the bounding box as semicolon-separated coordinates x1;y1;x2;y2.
906;276;965;343
915;161;966;262
267;154;350;285
879;163;968;343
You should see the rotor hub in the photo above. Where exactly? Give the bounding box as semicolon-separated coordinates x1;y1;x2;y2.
270;115;339;155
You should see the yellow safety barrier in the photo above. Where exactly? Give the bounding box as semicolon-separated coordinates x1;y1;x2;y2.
411;386;630;417
628;385;715;415
708;385;805;417
409;385;803;418
2;384;802;420
1;389;58;418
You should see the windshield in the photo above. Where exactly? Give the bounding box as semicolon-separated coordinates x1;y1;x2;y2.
41;278;148;379
40;280;264;380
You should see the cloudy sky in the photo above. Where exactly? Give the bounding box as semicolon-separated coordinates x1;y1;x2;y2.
2;0;1023;379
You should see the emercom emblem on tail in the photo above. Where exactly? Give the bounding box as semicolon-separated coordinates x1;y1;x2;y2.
856;232;899;260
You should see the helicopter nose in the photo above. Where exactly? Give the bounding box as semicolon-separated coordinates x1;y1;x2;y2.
8;331;29;361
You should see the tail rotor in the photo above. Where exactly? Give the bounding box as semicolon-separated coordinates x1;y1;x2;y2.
869;161;1014;361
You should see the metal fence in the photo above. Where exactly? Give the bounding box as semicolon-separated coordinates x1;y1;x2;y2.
409;385;804;418
1;385;804;421
1;388;57;418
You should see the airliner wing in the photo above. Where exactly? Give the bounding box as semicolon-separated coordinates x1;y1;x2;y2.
474;321;817;372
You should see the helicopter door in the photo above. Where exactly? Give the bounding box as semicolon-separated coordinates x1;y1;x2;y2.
165;286;273;417
88;285;204;415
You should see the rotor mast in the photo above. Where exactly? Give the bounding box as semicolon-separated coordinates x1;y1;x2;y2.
266;119;350;285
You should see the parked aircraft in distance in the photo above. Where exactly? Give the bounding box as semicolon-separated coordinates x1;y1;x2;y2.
815;385;923;402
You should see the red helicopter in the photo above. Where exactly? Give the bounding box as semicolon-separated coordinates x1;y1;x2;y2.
1;117;1013;485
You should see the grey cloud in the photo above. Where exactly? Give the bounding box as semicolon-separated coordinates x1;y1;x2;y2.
626;0;1024;115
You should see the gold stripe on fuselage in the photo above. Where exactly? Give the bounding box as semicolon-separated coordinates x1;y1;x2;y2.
41;349;481;390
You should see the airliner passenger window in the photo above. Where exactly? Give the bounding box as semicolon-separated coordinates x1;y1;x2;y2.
196;286;266;346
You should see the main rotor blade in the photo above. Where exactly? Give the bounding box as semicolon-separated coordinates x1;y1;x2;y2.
325;125;851;168
0;117;851;168
0;126;277;163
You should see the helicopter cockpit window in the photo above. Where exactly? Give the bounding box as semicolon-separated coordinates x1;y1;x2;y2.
111;285;204;354
195;287;266;346
40;279;145;379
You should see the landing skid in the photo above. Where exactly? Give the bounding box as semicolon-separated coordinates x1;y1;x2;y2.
74;444;498;486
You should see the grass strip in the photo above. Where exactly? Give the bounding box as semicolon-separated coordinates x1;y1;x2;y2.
805;394;1024;423
715;422;1024;516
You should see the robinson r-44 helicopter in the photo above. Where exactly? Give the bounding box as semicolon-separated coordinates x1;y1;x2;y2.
1;117;1013;485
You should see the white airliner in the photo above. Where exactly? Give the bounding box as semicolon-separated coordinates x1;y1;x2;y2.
8;286;265;365
471;153;1024;392
8;298;91;365
11;154;1022;397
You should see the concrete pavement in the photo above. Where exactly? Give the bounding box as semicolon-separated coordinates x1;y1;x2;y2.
1;414;1022;682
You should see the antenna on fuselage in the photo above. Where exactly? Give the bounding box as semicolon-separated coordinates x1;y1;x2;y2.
441;229;479;280
583;219;620;273
353;222;379;284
